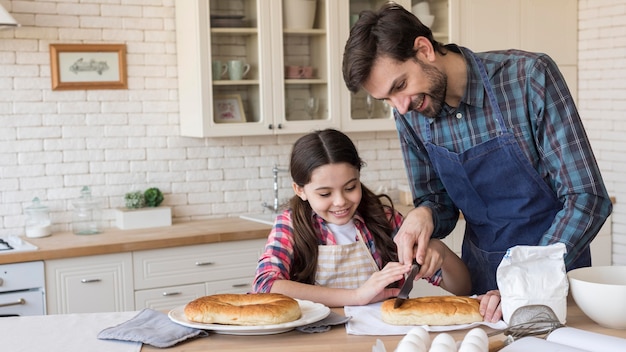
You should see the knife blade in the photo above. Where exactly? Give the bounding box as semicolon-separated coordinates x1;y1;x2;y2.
394;262;421;308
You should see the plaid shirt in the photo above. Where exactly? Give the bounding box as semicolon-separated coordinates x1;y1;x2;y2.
252;207;442;293
396;45;612;267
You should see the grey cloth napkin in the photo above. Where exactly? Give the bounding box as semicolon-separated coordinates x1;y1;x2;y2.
98;308;208;348
296;311;352;333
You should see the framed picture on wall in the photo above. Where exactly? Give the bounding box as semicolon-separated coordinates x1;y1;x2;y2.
49;43;127;90
213;94;246;123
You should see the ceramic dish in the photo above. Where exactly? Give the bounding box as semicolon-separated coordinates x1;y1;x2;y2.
168;299;331;335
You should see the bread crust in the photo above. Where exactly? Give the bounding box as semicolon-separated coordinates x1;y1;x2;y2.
381;296;483;326
184;293;301;326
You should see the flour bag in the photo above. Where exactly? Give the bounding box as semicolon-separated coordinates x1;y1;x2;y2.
496;243;568;324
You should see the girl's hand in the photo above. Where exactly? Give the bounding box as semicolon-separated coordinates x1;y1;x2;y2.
356;262;410;305
477;290;503;322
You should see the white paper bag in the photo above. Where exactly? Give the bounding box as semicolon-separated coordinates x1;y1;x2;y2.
496;243;568;324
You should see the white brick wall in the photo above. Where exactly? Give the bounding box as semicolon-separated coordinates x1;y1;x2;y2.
579;0;626;265
0;0;406;235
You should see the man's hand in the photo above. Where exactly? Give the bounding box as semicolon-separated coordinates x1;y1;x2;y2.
393;206;435;265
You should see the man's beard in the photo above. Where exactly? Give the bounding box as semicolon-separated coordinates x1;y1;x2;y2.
409;58;447;118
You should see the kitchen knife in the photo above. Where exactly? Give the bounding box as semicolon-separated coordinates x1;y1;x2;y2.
394;262;421;308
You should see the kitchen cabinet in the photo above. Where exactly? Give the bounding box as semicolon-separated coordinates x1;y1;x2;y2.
453;0;578;99
44;238;266;313
175;0;576;137
45;253;134;314
133;239;266;310
175;0;342;137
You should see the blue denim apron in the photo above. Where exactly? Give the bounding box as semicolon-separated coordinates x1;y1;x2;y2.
403;51;590;294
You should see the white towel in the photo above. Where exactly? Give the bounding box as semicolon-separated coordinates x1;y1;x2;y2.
344;302;507;335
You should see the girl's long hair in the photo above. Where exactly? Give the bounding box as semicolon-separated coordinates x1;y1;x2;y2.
288;129;398;284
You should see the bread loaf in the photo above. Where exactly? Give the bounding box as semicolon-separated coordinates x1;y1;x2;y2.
381;296;483;326
184;293;301;326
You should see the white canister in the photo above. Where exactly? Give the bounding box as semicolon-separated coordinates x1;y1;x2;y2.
25;197;52;238
283;0;317;30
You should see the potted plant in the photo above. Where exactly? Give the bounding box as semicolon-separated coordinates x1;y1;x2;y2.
124;191;145;209
115;187;171;230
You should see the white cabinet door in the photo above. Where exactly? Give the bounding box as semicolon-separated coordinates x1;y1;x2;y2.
454;0;577;98
45;253;134;314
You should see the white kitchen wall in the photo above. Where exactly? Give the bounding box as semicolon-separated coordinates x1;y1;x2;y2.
0;0;623;265
578;0;626;265
0;0;407;236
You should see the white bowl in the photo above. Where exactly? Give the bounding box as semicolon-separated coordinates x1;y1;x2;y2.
568;266;626;329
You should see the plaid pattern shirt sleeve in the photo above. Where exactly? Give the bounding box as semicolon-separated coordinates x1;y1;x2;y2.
252;210;299;293
395;45;612;267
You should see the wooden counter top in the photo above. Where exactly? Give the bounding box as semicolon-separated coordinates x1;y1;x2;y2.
141;297;626;352
0;217;272;265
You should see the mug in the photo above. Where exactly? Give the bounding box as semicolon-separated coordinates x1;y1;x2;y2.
285;65;314;79
212;60;228;80
227;60;250;80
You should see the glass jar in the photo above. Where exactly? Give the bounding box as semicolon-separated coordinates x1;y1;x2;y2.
72;186;101;235
25;197;52;238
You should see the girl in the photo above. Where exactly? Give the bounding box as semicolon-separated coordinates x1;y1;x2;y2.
252;129;470;307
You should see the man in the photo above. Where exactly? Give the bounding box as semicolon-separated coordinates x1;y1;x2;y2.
342;3;611;303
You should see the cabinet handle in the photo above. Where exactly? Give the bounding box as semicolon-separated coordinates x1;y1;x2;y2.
232;283;250;288
195;261;214;266
162;291;181;296
277;124;283;129
0;298;25;308
80;278;101;283
268;124;273;130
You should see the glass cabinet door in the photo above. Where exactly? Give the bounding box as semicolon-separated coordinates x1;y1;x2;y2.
339;0;408;132
275;0;341;134
176;0;340;137
208;0;272;134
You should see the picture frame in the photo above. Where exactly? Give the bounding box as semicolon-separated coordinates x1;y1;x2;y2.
213;94;246;123
49;44;127;90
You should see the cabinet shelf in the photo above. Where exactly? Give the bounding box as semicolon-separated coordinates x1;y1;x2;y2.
213;79;260;86
211;28;258;35
285;78;327;85
283;29;326;35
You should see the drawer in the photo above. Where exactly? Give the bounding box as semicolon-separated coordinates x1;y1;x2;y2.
135;283;206;311
133;239;266;290
205;276;255;295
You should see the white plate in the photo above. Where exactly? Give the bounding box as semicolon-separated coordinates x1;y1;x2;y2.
168;299;331;335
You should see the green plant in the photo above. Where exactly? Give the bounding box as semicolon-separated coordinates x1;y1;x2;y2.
124;191;145;209
144;187;164;207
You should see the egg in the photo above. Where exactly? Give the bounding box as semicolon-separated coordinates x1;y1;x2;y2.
430;333;457;350
464;328;488;342
458;341;484;352
395;339;425;352
407;326;431;347
460;335;488;351
427;342;456;352
401;333;428;351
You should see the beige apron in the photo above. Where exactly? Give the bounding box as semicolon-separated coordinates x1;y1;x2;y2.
314;227;380;289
